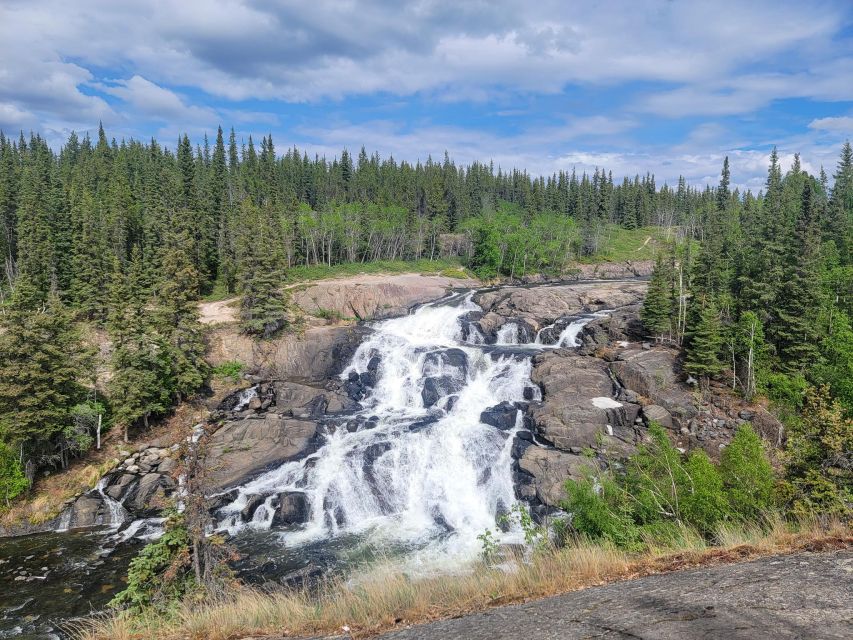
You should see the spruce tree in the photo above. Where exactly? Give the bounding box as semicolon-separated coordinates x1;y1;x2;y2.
0;282;89;465
776;180;822;371
108;251;174;442
68;185;109;318
157;230;209;401
685;296;724;387
641;253;673;340
237;201;289;337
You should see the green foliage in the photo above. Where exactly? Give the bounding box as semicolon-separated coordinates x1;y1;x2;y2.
0;286;90;466
685;297;724;384
761;371;809;411
641;253;674;339
477;527;499;562
463;202;578;278
157;231;209;399
561;471;641;550
211;361;244;383
719;425;775;521
110;510;193;613
236;201;290;338
780;386;852;520
561;423;779;549
0;442;28;507
107;253;174;440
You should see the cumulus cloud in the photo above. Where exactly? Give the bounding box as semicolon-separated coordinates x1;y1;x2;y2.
0;0;850;189
809;116;853;134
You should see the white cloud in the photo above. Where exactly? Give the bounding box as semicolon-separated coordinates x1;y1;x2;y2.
809;116;853;134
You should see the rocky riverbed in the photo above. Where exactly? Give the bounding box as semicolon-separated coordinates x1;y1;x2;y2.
0;273;783;637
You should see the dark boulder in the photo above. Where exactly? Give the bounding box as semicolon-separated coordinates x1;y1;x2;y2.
423;348;468;378
292;394;328;420
480;402;520;430
273;492;310;527
240;494;266;521
421;375;463;408
104;473;137;501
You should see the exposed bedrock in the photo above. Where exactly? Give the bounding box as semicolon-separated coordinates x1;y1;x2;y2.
475;281;648;330
208;324;371;383
205;416;320;492
529;351;642;458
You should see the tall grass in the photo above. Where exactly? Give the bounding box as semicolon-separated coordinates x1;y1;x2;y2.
74;517;850;640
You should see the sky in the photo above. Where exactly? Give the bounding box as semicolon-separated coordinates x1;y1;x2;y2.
1;0;852;192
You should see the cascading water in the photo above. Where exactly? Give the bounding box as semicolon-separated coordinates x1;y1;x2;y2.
95;476;130;529
216;291;609;570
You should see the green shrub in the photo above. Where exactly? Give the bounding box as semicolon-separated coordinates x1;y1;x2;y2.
0;442;28;507
720;424;775;520
561;472;641;550
680;450;731;535
111;510;193;613
761;371;808;410
780;386;852;520
560;423;779;550
212;361;244;383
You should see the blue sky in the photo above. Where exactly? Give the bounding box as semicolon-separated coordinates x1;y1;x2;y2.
1;0;852;191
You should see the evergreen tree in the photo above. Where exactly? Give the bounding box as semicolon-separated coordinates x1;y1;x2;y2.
108;252;173;442
685;296;724;387
781;386;852;519
0;283;89;465
775;180;822;371
641;253;673;340
68;185;109;318
157;231;208;401
237;201;289;337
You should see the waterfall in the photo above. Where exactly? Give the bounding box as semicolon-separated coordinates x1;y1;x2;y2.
216;291;608;568
233;386;258;411
95;476;130;529
495;322;520;345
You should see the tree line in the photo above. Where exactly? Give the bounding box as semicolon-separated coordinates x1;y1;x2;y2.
0;124;850;504
640;149;852;517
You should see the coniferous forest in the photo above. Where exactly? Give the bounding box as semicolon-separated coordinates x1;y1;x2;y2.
0;126;850;514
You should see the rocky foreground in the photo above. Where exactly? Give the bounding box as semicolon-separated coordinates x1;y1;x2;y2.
367;550;853;640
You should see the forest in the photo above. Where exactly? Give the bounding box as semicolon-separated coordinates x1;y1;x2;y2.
0;125;850;513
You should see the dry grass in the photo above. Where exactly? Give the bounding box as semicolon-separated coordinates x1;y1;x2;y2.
75;518;851;640
0;459;117;529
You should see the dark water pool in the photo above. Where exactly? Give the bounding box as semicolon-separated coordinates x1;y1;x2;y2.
0;530;144;639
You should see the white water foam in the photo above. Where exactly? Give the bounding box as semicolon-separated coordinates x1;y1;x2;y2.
216;292;611;570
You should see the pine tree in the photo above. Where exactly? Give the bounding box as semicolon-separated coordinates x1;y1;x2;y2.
108;251;174;442
685;296;724;387
775;180;822;371
0;283;89;465
237;201;289;337
641;253;673;340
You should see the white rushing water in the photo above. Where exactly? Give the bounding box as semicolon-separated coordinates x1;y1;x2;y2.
216;291;608;569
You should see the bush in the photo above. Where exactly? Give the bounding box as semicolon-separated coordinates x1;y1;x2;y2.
761;371;808;410
0;442;28;507
110;510;193;613
780;386;852;520
560;423;779;550
561;471;641;550
212;361;244;383
680;450;731;535
719;424;775;520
